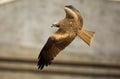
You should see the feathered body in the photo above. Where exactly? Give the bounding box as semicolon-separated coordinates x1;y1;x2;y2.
38;5;95;70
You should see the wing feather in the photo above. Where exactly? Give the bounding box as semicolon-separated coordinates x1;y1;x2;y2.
38;30;76;70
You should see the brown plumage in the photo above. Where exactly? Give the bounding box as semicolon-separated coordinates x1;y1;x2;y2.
38;5;95;70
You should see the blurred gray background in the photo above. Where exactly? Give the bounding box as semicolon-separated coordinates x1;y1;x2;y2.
0;0;120;79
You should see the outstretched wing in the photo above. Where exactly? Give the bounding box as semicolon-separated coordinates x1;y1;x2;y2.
38;30;76;70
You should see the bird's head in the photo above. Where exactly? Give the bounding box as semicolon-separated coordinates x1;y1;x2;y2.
51;21;60;28
51;5;82;28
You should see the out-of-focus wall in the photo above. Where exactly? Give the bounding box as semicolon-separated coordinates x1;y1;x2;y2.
0;0;120;79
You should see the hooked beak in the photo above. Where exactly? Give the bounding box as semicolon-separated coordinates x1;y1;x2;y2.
51;22;59;28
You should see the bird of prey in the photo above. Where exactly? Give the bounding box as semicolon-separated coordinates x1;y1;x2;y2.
38;5;95;70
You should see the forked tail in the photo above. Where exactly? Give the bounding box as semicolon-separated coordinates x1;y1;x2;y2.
77;29;95;46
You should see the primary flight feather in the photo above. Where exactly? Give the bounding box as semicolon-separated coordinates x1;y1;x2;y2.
38;5;95;70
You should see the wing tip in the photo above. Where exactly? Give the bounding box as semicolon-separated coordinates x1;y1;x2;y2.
37;57;52;70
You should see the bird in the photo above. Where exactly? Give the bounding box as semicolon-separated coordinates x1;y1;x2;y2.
38;5;95;70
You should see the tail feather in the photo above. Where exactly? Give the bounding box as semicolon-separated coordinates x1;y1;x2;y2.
77;29;95;46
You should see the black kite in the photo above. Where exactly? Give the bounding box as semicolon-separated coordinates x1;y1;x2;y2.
38;5;95;70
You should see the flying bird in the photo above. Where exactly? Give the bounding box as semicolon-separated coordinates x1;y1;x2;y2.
38;5;95;70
